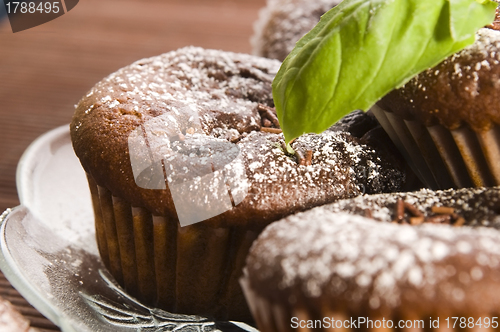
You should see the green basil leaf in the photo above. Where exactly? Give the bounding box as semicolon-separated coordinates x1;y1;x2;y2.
273;0;497;143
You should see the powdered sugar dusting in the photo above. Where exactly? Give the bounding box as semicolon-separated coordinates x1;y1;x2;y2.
238;130;404;208
247;210;500;310
327;186;500;227
380;24;500;131
82;46;280;130
425;28;500;97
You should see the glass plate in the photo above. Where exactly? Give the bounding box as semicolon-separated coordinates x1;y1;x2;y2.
0;125;257;332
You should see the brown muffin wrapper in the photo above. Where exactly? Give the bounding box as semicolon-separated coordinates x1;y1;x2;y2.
241;274;499;332
371;105;500;190
86;173;257;322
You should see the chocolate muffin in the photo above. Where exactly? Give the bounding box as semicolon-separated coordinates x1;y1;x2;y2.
243;209;500;331
252;0;341;61
374;9;500;189
70;46;407;321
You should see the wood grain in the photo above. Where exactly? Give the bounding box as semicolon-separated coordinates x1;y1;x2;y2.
0;0;267;329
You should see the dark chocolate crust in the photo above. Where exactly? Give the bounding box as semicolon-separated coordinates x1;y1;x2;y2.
378;27;500;132
71;47;406;230
328;186;500;227
247;200;500;316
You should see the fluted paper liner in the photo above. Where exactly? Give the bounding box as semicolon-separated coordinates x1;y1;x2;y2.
241;273;498;332
371;105;500;190
86;173;256;322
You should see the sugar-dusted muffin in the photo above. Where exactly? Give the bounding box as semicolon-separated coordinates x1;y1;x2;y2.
252;0;341;61
374;9;500;189
243;207;500;331
70;46;408;321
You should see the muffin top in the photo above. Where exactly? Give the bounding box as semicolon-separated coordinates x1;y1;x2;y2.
71;47;406;229
252;0;341;61
246;210;500;316
378;20;500;132
327;186;500;227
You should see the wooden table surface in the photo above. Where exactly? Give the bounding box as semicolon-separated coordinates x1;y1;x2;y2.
0;0;267;330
